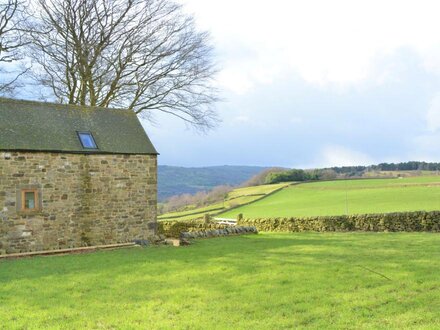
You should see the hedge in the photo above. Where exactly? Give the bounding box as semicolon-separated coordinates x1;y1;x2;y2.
157;219;229;238
237;211;440;232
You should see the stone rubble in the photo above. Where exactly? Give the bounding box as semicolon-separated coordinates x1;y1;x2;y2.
180;226;258;239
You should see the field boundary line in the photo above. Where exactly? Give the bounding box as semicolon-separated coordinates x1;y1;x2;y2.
225;193;265;201
215;183;296;218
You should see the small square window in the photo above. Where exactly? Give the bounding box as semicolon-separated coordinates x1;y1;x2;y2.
21;189;39;211
77;131;98;149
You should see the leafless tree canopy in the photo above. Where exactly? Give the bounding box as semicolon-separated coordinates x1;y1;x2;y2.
0;0;26;94
26;0;219;129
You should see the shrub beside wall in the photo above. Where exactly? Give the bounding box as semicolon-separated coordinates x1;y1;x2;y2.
158;219;229;238
238;211;440;232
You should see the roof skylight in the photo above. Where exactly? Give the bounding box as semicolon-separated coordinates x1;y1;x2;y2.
77;131;98;149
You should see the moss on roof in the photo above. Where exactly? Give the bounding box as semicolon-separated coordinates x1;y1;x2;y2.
0;98;158;154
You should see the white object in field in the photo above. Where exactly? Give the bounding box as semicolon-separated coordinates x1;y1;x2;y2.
213;218;237;225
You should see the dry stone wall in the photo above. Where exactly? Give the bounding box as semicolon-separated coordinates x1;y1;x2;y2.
0;151;157;254
238;211;440;232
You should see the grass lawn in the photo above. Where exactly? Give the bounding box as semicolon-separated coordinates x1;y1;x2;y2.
221;176;440;218
0;233;439;329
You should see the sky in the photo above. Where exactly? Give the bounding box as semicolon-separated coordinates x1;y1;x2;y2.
142;0;440;168
8;0;440;169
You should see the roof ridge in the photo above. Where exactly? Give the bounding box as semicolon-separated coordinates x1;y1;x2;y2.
0;97;135;114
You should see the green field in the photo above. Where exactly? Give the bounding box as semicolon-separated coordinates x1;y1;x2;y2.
159;182;290;221
0;233;439;329
220;176;440;218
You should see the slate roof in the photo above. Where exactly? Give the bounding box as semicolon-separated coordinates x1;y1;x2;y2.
0;98;158;155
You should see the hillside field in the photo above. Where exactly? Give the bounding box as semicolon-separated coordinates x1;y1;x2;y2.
220;176;440;218
1;233;439;329
158;182;290;221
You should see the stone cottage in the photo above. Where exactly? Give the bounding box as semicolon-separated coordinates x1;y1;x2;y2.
0;98;158;254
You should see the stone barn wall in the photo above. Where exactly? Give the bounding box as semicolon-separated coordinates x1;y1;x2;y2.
0;151;157;254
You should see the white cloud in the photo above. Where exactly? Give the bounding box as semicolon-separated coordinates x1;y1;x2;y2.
426;93;440;132
233;115;250;123
217;69;253;95
320;145;374;167
143;1;440;167
413;93;440;156
181;0;440;92
408;132;440;162
290;117;303;124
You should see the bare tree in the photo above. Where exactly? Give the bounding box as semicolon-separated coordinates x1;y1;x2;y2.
26;0;219;129
0;0;26;94
162;185;234;213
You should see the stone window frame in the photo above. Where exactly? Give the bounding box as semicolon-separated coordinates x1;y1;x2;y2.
16;185;42;214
